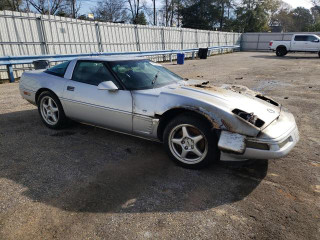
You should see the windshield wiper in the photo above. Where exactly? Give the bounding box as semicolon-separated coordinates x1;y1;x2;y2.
151;71;160;88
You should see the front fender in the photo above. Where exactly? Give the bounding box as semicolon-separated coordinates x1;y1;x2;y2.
155;92;260;137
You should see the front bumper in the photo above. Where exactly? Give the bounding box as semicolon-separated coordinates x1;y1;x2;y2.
220;112;300;161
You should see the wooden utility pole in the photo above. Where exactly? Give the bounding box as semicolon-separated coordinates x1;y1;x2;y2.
220;1;225;31
71;0;76;18
165;0;168;26
153;0;156;25
47;0;50;15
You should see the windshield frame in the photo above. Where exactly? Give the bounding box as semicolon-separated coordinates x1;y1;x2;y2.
106;59;184;90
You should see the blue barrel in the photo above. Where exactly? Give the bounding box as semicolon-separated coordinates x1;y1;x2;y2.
177;53;185;65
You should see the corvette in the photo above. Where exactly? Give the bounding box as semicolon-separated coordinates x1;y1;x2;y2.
19;56;299;169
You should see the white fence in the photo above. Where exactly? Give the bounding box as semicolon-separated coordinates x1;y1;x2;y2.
241;32;320;51
0;10;241;80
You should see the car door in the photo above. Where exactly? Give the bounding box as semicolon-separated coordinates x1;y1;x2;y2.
306;35;320;51
61;60;133;133
291;35;309;51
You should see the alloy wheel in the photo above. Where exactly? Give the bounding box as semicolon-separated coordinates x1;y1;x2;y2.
168;124;208;164
40;96;59;125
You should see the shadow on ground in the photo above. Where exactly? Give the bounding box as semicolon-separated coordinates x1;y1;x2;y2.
0;109;268;213
251;54;319;60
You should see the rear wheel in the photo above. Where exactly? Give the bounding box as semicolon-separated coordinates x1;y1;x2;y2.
318;51;320;58
37;91;68;129
276;47;287;57
163;114;220;169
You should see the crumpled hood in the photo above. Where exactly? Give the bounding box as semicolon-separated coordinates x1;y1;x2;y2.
160;80;281;129
182;81;281;128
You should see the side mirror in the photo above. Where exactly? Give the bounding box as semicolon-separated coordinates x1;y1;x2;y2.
97;81;118;91
313;39;320;42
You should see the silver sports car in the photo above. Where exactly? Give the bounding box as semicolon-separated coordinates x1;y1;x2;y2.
19;56;299;169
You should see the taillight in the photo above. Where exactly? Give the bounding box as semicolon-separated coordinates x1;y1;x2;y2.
269;42;273;46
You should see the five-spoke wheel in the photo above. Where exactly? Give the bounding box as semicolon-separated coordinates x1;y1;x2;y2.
164;113;220;169
40;96;59;125
169;124;208;164
37;91;68;129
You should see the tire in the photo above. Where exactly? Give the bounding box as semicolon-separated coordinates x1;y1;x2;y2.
163;113;220;169
37;91;68;129
318;51;320;58
276;47;287;57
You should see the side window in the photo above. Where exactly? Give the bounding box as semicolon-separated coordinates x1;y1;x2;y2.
307;36;318;42
294;36;308;41
72;61;119;87
45;61;70;77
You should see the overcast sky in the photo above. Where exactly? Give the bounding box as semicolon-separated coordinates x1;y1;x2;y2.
282;0;313;9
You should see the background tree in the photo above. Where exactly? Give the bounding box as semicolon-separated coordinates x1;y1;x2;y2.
0;0;23;11
217;0;233;31
127;0;147;24
161;0;176;26
180;0;220;30
0;0;318;32
233;0;270;32
311;0;320;30
291;7;313;31
134;11;147;24
64;0;81;18
92;0;129;23
26;0;65;15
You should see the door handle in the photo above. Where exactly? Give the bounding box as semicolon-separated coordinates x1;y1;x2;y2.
67;86;75;91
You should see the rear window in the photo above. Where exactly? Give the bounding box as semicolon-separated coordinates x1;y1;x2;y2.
294;36;308;41
45;61;70;77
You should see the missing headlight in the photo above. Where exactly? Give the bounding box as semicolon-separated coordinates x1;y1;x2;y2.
232;109;265;128
255;95;279;106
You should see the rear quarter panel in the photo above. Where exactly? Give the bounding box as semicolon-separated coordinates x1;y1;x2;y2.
20;71;68;105
271;41;290;50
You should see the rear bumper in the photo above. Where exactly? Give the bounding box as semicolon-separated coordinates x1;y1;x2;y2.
19;86;36;105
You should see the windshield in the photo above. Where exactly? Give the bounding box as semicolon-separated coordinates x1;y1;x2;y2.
108;60;183;90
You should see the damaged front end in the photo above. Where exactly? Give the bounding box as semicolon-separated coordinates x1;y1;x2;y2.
217;105;298;161
217;109;299;161
186;81;298;160
133;79;299;161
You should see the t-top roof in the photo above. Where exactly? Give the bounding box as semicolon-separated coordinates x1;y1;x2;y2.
76;55;148;62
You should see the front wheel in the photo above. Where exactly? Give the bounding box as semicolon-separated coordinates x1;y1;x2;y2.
163;114;220;169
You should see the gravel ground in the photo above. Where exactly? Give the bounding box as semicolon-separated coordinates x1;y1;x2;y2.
0;52;319;240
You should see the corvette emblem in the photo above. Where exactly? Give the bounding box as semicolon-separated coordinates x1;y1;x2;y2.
267;109;275;113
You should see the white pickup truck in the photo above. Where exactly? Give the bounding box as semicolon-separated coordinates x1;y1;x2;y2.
269;34;320;57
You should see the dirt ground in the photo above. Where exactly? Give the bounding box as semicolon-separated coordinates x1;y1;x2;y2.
0;52;319;240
